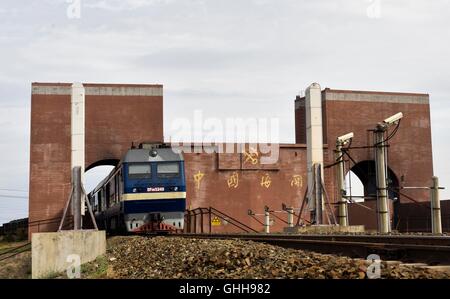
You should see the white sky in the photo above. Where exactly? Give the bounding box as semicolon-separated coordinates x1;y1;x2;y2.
1;0;449;224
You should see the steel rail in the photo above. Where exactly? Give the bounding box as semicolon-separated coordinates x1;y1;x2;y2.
0;242;31;257
175;233;450;245
0;242;31;262
165;233;450;264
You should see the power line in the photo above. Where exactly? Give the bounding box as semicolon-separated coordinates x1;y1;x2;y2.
0;188;28;193
0;194;28;199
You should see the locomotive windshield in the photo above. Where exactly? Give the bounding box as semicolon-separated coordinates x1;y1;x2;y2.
157;162;180;178
128;164;152;179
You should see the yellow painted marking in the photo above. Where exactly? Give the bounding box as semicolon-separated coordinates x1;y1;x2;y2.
260;173;272;189
291;175;303;188
227;171;239;189
243;148;259;165
122;192;187;201
211;217;222;226
193;171;205;190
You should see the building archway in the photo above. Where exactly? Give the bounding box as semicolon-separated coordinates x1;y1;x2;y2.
85;159;120;173
345;160;400;229
345;170;364;203
85;161;118;193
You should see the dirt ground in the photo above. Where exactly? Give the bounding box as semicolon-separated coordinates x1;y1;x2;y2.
0;241;32;279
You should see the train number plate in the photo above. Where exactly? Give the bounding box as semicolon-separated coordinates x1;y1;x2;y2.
147;187;165;192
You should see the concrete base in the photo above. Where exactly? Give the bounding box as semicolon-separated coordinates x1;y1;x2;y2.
32;230;106;279
284;225;365;234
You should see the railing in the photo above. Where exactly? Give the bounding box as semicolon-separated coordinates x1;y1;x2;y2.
28;216;74;233
185;207;258;234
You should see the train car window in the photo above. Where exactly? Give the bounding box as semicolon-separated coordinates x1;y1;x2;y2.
99;190;104;211
157;163;180;178
106;183;112;207
128;164;152;179
94;195;98;212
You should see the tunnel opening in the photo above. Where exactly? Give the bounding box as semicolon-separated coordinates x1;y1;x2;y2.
85;160;119;193
345;160;400;229
345;170;364;203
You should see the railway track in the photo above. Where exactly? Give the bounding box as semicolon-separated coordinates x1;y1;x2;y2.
166;233;450;266
0;242;31;262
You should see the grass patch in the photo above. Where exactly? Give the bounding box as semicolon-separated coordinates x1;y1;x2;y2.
41;271;61;279
0;250;32;279
81;255;110;279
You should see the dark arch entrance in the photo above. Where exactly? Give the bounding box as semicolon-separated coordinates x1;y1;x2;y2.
347;160;400;229
86;159;120;172
85;160;119;194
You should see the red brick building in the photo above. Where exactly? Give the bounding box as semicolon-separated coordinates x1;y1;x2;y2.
29;83;163;234
28;83;440;235
295;88;434;230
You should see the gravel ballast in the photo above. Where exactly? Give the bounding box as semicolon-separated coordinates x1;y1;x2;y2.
102;236;450;279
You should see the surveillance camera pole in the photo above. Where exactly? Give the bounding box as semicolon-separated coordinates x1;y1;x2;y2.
375;124;391;234
335;141;348;226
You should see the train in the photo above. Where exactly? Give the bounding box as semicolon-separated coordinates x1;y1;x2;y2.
88;144;186;234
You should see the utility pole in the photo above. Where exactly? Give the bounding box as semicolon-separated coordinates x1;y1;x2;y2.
72;167;82;230
264;208;270;234
336;133;353;226
374;127;390;233
431;176;442;235
287;207;294;228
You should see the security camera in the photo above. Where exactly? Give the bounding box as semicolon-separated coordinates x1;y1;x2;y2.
149;149;158;157
383;112;403;126
337;132;354;145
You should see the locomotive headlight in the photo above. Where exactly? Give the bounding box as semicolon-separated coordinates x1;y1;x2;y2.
174;186;178;191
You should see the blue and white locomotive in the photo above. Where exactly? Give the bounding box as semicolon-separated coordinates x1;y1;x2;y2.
88;144;186;233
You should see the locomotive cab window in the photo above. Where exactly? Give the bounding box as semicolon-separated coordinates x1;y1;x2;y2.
157;163;180;178
128;164;152;179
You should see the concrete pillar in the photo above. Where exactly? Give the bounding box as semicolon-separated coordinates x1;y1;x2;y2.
375;128;391;234
431;176;442;235
71;83;85;216
305;83;324;221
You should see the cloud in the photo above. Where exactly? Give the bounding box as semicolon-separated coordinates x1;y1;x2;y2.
84;0;175;11
1;0;450;223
